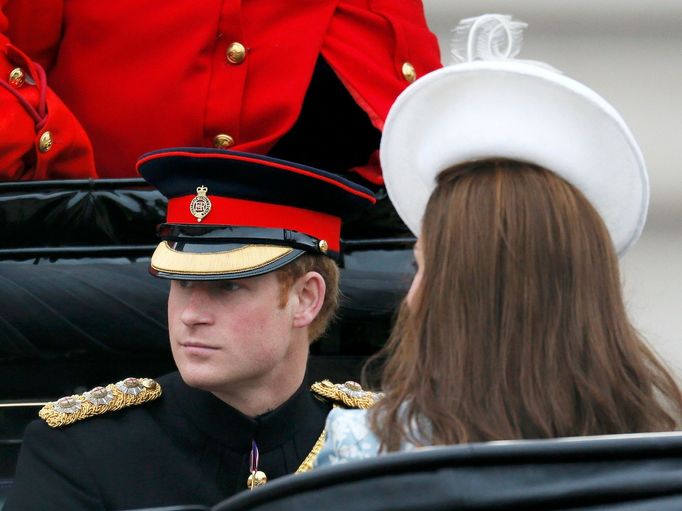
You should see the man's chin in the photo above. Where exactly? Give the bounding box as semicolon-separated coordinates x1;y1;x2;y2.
177;368;222;393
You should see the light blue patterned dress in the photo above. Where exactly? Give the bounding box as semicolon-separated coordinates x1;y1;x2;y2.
314;407;420;467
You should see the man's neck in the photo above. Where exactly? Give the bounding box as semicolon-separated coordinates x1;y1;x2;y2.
210;351;309;417
212;378;305;417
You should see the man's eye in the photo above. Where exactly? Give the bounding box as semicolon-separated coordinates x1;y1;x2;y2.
219;282;240;292
178;280;193;289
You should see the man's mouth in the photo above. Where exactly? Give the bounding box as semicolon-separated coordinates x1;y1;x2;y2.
180;341;220;351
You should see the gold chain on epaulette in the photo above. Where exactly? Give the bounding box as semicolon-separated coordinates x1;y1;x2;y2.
39;377;162;428
310;380;380;409
296;428;327;473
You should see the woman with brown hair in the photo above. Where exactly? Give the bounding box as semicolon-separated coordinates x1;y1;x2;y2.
314;15;682;465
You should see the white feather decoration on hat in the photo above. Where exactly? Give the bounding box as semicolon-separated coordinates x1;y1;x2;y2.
450;14;527;64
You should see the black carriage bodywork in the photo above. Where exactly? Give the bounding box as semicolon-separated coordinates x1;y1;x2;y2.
214;433;682;511
116;433;682;511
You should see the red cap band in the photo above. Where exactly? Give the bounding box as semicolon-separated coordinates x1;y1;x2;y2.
167;195;341;252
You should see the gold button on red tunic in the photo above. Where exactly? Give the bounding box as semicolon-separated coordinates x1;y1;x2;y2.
38;131;53;153
213;134;235;149
226;42;246;64
9;67;25;87
402;62;417;83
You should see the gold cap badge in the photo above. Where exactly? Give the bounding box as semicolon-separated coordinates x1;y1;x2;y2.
189;185;212;222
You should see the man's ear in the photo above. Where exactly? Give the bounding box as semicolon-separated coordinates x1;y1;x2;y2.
292;271;326;328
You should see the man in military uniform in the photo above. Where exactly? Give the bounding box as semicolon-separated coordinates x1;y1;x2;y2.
5;148;379;510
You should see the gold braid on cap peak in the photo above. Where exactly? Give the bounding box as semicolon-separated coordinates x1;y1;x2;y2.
310;380;382;410
39;377;162;428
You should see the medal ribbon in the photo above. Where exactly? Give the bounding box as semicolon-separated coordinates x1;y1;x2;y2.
249;440;260;490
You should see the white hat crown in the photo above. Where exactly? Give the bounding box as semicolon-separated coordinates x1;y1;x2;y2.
380;14;648;256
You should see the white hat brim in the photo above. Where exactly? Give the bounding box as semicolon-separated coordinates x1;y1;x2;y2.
380;61;648;255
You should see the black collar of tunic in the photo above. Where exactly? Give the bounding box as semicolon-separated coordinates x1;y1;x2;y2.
163;371;329;453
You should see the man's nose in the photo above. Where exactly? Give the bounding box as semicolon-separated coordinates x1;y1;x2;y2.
180;287;213;326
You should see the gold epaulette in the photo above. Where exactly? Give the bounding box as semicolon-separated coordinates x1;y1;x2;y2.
39;377;162;428
310;379;381;410
296;380;382;473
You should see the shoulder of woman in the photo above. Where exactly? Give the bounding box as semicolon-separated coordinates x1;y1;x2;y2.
326;407;371;432
315;408;380;468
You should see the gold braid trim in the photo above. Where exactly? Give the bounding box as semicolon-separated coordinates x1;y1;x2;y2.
38;378;162;428
298;381;381;471
310;380;380;409
296;428;326;473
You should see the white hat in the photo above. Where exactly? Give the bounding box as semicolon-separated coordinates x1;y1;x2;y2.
380;14;648;256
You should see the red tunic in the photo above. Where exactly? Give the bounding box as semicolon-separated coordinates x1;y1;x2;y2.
1;0;441;181
0;36;96;180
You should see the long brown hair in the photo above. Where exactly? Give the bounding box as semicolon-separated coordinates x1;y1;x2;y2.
368;159;682;451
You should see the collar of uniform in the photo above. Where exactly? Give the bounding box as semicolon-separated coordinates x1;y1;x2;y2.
167;372;330;452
